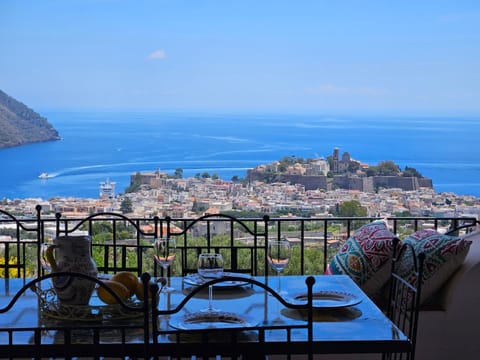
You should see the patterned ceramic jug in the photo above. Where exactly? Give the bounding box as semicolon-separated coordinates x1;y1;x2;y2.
45;235;98;305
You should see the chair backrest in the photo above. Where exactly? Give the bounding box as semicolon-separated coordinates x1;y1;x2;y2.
146;273;315;359
0;205;42;279
383;237;425;360
54;211;157;275
163;213;270;276
0;271;148;359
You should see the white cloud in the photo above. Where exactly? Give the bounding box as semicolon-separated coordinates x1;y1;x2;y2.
148;49;166;60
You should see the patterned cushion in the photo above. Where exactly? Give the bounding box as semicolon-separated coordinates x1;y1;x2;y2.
398;229;471;303
326;220;397;296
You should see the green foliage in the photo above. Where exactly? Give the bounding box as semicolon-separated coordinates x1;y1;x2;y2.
365;167;377;176
0;89;60;148
403;166;422;178
120;197;133;214
376;160;401;176
192;200;208;214
125;172;142;193
331;200;367;217
173;168;183;179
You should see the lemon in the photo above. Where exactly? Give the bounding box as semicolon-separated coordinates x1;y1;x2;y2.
135;280;157;301
97;280;130;304
111;271;139;297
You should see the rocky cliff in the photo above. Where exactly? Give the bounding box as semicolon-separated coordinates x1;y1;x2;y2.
0;90;60;149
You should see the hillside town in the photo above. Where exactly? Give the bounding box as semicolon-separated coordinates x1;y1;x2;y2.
1;167;479;220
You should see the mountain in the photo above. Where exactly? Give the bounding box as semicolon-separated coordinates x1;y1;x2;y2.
0;90;60;149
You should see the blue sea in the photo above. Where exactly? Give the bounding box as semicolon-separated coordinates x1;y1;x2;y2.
1;111;479;199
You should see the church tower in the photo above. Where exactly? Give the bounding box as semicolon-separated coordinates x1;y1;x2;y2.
332;147;339;173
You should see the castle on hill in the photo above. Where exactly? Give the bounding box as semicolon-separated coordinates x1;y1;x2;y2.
247;147;433;192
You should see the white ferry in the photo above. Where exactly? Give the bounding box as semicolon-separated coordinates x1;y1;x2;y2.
38;172;49;179
100;179;116;198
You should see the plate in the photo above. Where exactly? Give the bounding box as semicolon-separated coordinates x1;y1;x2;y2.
287;291;362;309
183;272;251;288
169;311;257;330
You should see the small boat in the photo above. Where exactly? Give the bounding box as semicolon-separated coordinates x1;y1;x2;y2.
38;172;49;179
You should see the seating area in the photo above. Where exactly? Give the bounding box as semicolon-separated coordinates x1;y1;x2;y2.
0;206;478;359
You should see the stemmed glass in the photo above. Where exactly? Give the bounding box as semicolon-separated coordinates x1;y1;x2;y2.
197;253;224;312
267;239;291;295
153;237;176;293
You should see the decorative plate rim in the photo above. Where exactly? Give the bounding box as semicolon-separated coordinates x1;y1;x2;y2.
169;310;257;330
286;290;362;309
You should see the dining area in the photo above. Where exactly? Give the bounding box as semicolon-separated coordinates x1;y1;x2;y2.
0;209;428;359
0;272;413;359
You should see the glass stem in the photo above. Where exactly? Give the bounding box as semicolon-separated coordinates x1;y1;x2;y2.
208;285;214;311
277;271;281;294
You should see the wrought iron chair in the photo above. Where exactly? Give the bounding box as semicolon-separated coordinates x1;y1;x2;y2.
54;211;159;276
162;213;270;276
0;205;42;279
145;273;315;360
383;237;425;360
0;271;148;359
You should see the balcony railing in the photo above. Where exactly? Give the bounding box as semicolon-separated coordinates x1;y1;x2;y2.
1;205;478;279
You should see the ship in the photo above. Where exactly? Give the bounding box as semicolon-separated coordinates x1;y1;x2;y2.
38;172;49;179
100;179;116;199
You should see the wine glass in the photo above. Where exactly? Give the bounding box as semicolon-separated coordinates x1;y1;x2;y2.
197;253;224;279
197;253;224;312
153;237;176;293
267;239;291;295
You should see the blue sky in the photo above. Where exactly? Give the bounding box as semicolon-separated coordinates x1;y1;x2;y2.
1;0;479;114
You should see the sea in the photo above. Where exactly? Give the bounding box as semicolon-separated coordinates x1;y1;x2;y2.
1;111;479;200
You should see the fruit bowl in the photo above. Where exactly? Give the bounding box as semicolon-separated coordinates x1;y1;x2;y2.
33;285;144;322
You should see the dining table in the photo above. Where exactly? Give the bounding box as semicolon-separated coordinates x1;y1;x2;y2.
0;274;410;359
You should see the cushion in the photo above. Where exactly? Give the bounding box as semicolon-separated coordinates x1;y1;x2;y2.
397;229;472;304
325;220;397;296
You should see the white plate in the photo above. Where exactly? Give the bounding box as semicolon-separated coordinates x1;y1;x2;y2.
183;272;251;288
169;311;257;330
287;291;362;309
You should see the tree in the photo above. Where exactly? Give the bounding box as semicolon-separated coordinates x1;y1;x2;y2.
191;199;208;214
125;172;142;193
403;166;422;178
211;173;219;180
202;172;210;178
231;175;239;182
366;167;377;177
120;197;133;214
333;200;367;217
173;168;183;179
194;173;201;179
376;160;401;176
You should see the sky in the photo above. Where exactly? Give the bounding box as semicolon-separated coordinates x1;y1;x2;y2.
1;0;479;114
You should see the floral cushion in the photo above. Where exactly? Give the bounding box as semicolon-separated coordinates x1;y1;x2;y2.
326;220;397;296
398;229;471;303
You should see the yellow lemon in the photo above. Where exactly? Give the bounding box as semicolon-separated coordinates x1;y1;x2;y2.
135;280;156;301
97;280;130;304
111;272;139;297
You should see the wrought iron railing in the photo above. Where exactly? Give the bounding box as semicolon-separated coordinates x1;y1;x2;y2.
1;206;478;279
